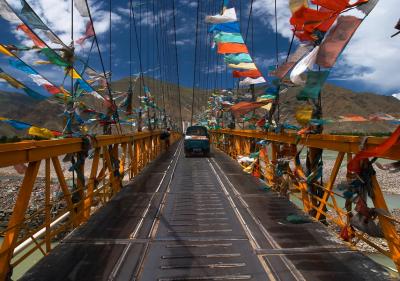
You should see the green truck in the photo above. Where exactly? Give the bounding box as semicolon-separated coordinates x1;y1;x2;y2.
184;126;210;157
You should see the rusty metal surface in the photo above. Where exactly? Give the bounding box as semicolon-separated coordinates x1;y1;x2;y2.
20;144;393;281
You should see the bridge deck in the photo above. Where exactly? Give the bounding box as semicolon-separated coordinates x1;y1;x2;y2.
21;141;392;281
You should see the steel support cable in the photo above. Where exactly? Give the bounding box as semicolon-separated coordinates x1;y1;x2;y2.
190;0;200;125
205;0;214;101
152;0;165;112
159;0;172;125
69;0;75;136
70;0;76;188
171;0;183;131
158;0;171;125
107;0;124;135
83;1;118;123
274;0;280;124
129;0;133;89
126;0;134;123
197;0;205;109
130;2;146;131
244;0;254;43
109;0;112;84
274;0;279;67
130;5;144;88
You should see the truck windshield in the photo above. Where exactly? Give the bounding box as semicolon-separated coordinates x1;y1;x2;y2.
186;126;207;136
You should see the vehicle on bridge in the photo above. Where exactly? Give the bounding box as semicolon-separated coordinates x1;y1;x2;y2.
184;125;210;157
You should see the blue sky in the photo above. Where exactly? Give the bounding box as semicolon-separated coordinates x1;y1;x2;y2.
0;0;399;98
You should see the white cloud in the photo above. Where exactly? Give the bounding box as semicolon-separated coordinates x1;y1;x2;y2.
179;0;198;8
9;0;123;49
253;0;293;39
202;63;225;74
252;0;400;94
175;39;192;46
333;0;400;93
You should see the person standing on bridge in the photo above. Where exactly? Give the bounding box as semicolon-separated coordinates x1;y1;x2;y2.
160;127;171;150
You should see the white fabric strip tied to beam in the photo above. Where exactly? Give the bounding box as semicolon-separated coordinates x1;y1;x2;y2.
290;46;319;85
239;77;266;86
205;8;237;24
0;0;20;23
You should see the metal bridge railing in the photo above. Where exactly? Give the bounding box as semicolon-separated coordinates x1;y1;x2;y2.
211;129;400;272
0;131;180;280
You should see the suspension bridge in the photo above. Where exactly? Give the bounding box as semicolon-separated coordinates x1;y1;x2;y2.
0;0;399;280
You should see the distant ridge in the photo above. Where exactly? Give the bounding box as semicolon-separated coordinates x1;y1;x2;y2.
0;77;399;136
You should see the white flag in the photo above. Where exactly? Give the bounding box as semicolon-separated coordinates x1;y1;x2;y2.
205;8;237;24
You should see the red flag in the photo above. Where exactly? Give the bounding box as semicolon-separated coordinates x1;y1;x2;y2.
312;0;368;12
232;69;262;78
230;101;270;117
348;126;400;173
76;21;95;45
17;24;46;48
316;16;362;68
311;0;348;12
290;6;334;31
43;84;61;95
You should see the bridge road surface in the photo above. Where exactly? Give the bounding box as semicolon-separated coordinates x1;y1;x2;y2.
21;141;392;281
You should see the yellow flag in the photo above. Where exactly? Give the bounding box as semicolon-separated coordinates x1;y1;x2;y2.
289;0;308;14
28;126;54;139
0;45;14;57
35;60;52;65
227;63;257;70
261;103;273;111
295;105;313;126
67;68;82;79
0;73;24;88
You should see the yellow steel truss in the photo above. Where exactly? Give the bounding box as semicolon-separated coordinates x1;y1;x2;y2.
211;129;400;272
0;131;180;280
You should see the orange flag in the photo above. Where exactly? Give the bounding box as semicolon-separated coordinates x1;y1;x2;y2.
290;6;335;33
230;101;270;117
311;0;348;12
311;0;368;12
232;69;262;78
217;43;249;54
17;24;46;48
348;126;400;173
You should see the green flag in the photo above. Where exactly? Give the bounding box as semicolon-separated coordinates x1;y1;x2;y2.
297;71;330;101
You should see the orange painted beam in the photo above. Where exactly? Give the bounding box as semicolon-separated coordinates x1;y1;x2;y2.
0;131;163;168
212;129;400;160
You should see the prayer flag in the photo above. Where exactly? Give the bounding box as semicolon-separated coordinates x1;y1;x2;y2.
17;24;45;48
205;8;237;24
316;16;362;68
217;43;248;54
297;71;330;100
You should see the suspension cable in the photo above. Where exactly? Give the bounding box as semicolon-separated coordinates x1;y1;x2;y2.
191;0;201;126
84;0;119;124
171;0;183;132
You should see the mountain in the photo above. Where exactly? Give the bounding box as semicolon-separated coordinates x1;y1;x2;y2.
0;78;399;137
0;91;64;136
278;84;400;133
0;76;208;136
110;76;209;123
393;93;400;101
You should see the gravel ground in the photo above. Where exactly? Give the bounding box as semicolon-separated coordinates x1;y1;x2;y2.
320;157;400;194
